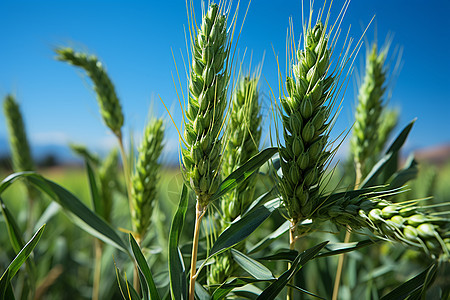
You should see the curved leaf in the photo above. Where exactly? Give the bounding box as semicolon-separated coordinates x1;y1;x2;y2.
0;269;15;300
0;172;129;254
168;184;189;300
129;234;160;300
259;250;298;262
361;120;415;188
388;155;418;190
114;261;140;300
211;148;278;201
0;197;37;294
0;198;25;253
212;278;270;300
209;198;280;257
380;263;437;300
243;188;278;216
194;282;210;300
231;249;274;280
287;284;325;299
248;221;290;254
316;239;379;258
0;225;45;283
256;242;328;300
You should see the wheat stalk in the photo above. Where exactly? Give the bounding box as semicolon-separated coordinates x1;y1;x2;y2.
278;18;338;300
3;94;39;236
55;47;136;232
181;3;231;298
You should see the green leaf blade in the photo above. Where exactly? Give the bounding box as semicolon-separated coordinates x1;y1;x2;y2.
231;249;274;280
209;198;280;257
168;184;189;300
85;160;104;217
1;172;129;254
0;198;25;254
129;234;160;300
256;241;328;300
211;148;277;201
1;225;45;282
380;263;438;300
361;120;415;188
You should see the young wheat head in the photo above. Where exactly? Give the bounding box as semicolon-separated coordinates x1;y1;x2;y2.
279;19;335;223
313;195;450;259
351;43;389;177
181;3;230;208
3;94;35;174
131;118;164;240
209;71;262;285
55;48;124;138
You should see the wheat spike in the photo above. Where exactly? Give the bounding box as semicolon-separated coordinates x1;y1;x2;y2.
131;118;164;240
55;48;124;137
181;3;230;208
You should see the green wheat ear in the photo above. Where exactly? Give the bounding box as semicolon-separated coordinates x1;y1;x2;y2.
279;20;334;223
131;118;164;241
3;95;35;173
313;196;450;259
55;48;124;138
181;2;230;208
209;71;262;285
351;43;390;178
221;74;262;224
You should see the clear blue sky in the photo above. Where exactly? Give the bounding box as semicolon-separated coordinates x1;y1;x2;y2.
1;0;449;162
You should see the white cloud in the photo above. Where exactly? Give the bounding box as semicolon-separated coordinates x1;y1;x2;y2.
31;131;70;146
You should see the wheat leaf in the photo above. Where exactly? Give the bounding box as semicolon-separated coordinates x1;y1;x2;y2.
231;249;275;280
211;147;278;201
129;234;160;300
380;263;437;300
361;119;415;188
0;225;45;283
248;220;290;254
85;160;104;216
209;198;280;257
168;184;189;300
256;242;328;299
0;172;129;254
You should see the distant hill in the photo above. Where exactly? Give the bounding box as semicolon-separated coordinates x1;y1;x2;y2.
413;144;450;166
0;136;80;166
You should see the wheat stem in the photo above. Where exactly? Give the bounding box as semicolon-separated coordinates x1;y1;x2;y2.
189;202;206;300
287;221;297;300
332;227;351;300
116;135;142;293
117;134;134;228
92;240;102;300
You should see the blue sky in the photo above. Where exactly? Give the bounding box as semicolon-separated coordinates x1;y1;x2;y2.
1;0;449;162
